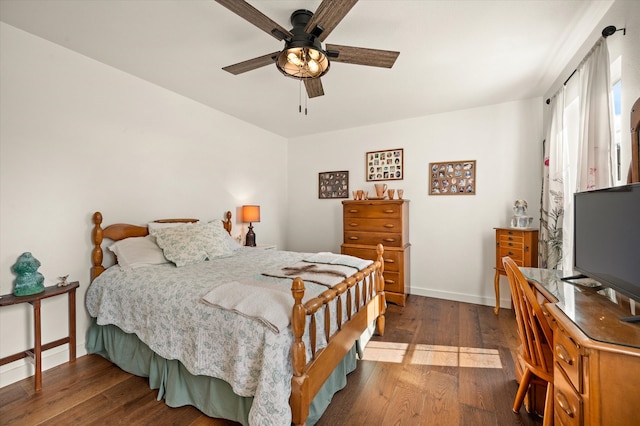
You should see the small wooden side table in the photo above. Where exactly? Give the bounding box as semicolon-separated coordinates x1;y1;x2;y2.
0;281;79;391
493;228;538;314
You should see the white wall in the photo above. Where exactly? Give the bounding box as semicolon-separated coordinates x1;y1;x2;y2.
0;23;288;387
287;98;542;306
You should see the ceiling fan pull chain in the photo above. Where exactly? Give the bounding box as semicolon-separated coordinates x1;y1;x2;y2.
305;91;308;116
299;79;302;113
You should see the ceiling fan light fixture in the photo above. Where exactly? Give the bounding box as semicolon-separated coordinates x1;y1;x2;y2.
276;45;329;79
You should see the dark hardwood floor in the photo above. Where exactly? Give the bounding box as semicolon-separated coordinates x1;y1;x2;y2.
0;296;542;425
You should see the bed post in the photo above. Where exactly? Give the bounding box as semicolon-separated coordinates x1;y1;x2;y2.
91;212;105;282
222;211;232;235
290;277;309;426
375;243;386;336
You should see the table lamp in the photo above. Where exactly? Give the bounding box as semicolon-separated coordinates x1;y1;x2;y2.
242;205;260;247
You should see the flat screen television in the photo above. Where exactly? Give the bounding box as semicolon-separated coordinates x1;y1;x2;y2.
570;182;640;307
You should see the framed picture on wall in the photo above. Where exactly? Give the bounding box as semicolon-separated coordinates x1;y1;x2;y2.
366;148;404;181
429;160;476;195
318;171;349;199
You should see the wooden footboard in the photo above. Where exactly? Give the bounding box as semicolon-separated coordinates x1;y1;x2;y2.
290;244;386;426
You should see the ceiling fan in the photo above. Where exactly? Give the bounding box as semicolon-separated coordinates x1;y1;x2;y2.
215;0;400;98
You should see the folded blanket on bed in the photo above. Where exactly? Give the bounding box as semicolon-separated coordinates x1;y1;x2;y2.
303;252;373;270
262;258;371;288
201;280;291;333
201;278;324;334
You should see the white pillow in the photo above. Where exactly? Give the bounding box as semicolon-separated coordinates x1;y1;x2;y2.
150;222;234;267
108;236;169;269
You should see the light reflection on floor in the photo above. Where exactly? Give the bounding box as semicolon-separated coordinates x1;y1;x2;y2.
362;341;503;368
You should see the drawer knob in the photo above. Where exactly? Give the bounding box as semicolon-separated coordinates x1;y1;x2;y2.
384;224;395;228
384;279;395;285
508;251;514;256
508;237;514;241
350;223;359;227
384;259;395;264
383;209;395;213
349;236;360;240
508;242;513;246
383;238;396;242
348;209;359;213
555;344;573;365
555;391;575;418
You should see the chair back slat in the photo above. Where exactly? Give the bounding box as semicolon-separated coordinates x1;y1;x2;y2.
503;257;554;375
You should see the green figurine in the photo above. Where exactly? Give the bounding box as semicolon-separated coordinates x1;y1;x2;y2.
12;252;45;296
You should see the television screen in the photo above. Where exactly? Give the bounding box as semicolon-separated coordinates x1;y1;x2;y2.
573;182;640;302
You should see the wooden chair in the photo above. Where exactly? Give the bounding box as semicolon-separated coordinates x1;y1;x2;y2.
502;257;554;426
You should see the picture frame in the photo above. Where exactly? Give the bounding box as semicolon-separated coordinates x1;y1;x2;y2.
318;171;349;199
429;160;476;195
366;148;404;181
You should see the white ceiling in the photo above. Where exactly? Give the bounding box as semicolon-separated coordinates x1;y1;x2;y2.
0;0;613;138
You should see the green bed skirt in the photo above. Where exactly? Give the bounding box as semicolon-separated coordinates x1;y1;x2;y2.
86;319;357;425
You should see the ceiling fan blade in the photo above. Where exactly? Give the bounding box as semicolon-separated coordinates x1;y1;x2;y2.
222;51;280;75
325;44;399;68
305;0;358;42
215;0;292;41
305;79;325;98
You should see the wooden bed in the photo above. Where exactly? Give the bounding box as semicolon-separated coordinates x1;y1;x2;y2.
89;211;386;425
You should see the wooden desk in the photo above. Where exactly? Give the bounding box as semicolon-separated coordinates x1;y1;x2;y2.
521;269;640;425
0;282;79;391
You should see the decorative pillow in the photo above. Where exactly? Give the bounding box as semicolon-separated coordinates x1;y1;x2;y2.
148;220;198;232
150;222;234;267
223;231;242;252
108;236;169;269
210;220;242;253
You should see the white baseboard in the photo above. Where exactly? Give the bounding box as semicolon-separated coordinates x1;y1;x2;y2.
0;342;88;388
408;286;512;310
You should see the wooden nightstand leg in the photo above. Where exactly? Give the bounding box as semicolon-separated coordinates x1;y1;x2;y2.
69;288;77;361
32;299;42;392
493;270;500;315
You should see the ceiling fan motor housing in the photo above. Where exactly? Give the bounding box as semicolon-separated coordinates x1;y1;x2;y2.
286;10;325;55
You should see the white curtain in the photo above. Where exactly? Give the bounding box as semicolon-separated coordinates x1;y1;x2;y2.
540;91;567;269
577;38;615;191
540;37;615;271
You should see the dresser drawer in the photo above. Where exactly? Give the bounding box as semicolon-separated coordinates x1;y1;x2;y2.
498;236;524;250
554;325;582;392
498;246;524;262
343;203;402;219
382;271;403;293
497;228;526;239
554;364;583;426
343;218;403;234
344;231;403;248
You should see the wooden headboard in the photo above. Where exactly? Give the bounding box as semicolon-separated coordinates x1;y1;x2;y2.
90;211;233;281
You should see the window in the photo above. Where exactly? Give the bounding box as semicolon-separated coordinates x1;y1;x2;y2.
611;56;623;184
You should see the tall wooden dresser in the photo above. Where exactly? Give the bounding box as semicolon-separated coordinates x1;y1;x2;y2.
341;200;410;306
493;227;538;314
